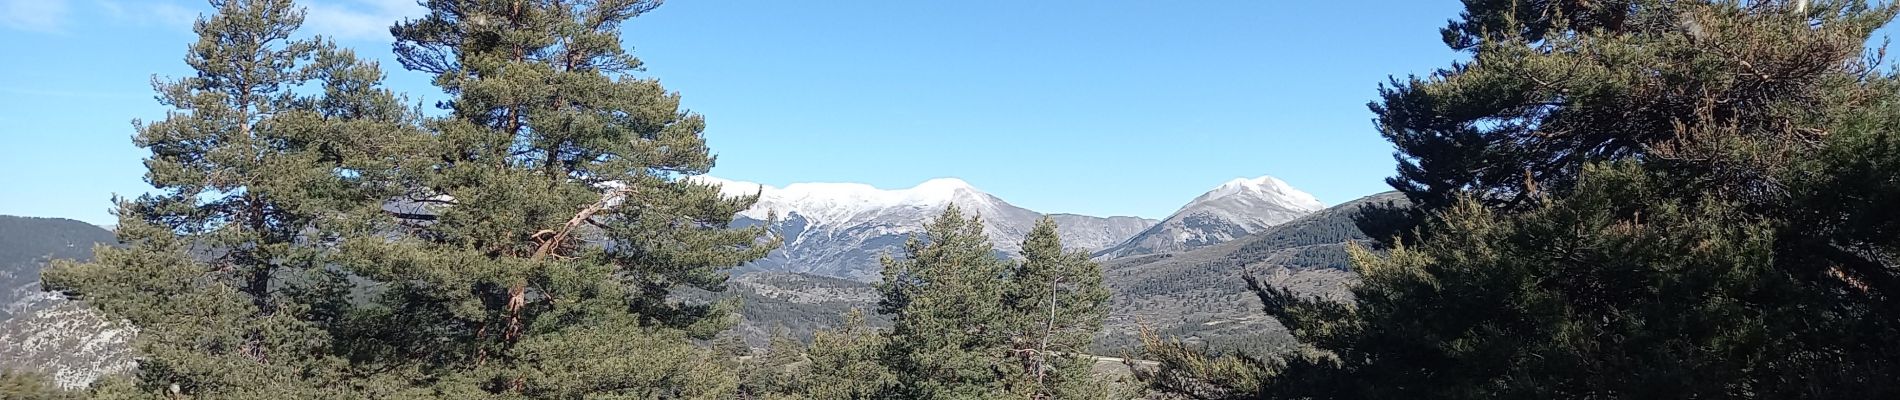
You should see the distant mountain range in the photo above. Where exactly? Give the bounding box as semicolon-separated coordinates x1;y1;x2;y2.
697;175;1324;281
689;175;1364;348
706;191;1409;352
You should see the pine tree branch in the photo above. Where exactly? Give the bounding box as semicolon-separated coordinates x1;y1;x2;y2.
503;185;636;358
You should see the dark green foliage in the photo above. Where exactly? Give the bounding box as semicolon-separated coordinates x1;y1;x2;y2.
738;310;894;400
1146;0;1900;398
41;0;420;397
1266;165;1843;398
799;311;899;399
1003;218;1113;399
41;0;772;398
313;0;776;396
734;329;807;397
737;297;868;338
736;208;1127;399
1377;0;1895;214
875;206;1019;398
0;373;146;400
0;372;80;400
1440;0;1638;50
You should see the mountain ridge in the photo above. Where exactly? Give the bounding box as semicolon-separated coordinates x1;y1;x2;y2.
1094;175;1326;259
696;176;1159;281
1097;191;1407;353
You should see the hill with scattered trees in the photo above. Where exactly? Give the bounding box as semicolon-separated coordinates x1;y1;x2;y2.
1098;192;1406;354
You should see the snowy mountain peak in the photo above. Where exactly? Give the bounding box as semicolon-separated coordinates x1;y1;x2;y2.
689;175;1156;281
901;178;981;205
912;177;975;193
692;176;1000;228
1217;175;1290;192
1094;175;1326;259
1191;175;1324;211
697;176;766;198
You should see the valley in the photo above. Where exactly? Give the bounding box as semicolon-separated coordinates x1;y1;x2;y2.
668;176;1403;356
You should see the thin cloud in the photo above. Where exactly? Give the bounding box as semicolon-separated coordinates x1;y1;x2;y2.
90;0;423;41
303;0;425;42
0;0;71;33
97;0;198;29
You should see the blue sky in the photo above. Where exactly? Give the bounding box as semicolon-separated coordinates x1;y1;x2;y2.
0;0;1465;225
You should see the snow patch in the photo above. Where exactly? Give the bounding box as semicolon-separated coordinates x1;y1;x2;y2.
1188;175;1324;212
689;176;994;227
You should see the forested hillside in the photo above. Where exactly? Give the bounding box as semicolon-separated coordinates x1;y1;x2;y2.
1099;192;1406;354
684;272;890;347
0;216;114;319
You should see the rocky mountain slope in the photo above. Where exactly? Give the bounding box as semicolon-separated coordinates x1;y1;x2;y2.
0;216;133;389
1096;192;1408;354
708;272;891;347
1047;214;1160;251
1094;176;1326;260
697;177;1157;281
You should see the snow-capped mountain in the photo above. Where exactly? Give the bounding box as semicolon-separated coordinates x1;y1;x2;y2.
696;177;1157;281
1093;175;1325;259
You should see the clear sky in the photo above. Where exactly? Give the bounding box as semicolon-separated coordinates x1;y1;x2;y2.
0;0;1466;225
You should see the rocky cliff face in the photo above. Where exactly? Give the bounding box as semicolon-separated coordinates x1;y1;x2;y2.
0;288;134;389
1046;214;1159;252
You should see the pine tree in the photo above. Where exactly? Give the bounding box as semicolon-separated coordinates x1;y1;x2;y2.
41;0;419;397
1145;0;1900;398
319;0;778;397
1005;217;1112;399
871;208;1125;399
802;310;898;399
738;310;895;400
875;205;1016;398
737;329;809;397
46;0;767;397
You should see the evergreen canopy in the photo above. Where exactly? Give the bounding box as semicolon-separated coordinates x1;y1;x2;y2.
42;0;776;398
1144;0;1900;398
